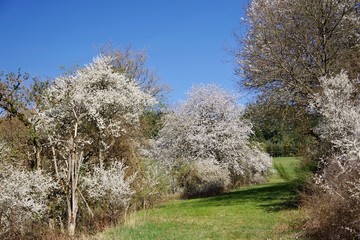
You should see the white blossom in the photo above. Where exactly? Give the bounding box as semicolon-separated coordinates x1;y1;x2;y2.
192;159;231;188
81;161;134;206
39;55;156;136
0;166;57;234
311;71;360;196
311;71;360;161
152;84;272;185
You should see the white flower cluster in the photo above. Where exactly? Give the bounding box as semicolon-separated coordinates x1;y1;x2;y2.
39;55;156;137
81;161;134;206
312;71;360;161
153;84;272;184
311;71;360;195
0;166;57;233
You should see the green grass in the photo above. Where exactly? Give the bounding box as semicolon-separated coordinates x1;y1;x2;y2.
271;157;300;183
95;157;302;240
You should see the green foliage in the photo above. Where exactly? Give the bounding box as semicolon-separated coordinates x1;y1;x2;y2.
246;102;318;157
290;158;317;192
140;110;163;139
131;158;172;210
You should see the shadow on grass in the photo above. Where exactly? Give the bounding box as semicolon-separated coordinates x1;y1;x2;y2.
186;182;298;212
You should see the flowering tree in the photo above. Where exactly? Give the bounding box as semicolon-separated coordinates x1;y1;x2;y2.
37;55;155;237
152;84;272;194
313;72;359;154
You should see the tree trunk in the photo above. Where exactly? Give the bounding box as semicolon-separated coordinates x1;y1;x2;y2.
66;133;79;238
66;159;78;238
67;198;77;237
31;137;42;170
35;141;42;170
30;124;42;170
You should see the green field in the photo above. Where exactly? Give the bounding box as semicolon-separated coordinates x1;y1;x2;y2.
95;157;302;240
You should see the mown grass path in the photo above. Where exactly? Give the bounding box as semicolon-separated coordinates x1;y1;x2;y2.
97;157;301;240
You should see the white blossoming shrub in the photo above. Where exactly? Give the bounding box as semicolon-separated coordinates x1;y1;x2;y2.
304;71;360;239
311;71;360;191
0;166;57;236
152;84;272;196
313;71;360;149
82;162;134;206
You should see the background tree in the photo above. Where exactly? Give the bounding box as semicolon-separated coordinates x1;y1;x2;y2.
100;45;168;172
0;70;48;169
0;118;31;167
101;44;169;98
245;100;318;157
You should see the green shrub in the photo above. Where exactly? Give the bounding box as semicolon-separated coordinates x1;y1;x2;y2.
131;159;172;210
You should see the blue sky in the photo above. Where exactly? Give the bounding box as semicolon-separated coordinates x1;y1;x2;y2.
0;0;251;104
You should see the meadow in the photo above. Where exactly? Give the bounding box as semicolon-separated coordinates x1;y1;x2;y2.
95;157;303;240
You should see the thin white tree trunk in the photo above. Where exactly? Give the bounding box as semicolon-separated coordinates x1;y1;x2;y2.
67;121;79;238
67;195;77;237
66;149;78;238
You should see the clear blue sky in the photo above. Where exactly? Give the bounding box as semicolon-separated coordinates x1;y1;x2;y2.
0;0;251;104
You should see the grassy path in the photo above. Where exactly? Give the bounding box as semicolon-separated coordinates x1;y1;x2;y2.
97;157;301;240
